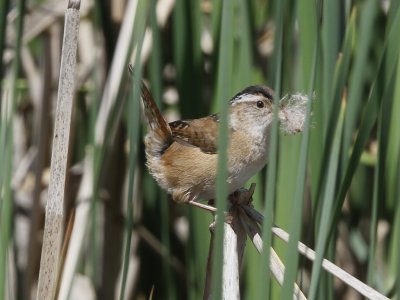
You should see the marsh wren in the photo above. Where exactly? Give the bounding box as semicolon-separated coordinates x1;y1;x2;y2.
129;66;307;204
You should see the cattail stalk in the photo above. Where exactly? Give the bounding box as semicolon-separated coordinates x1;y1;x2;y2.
36;1;80;299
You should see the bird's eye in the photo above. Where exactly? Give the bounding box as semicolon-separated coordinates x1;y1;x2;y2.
256;100;264;108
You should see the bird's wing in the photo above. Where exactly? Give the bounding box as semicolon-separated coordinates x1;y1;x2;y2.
169;114;220;154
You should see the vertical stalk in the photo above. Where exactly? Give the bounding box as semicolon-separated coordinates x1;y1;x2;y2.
0;0;25;297
211;0;234;298
36;1;80;299
257;1;284;298
204;206;246;300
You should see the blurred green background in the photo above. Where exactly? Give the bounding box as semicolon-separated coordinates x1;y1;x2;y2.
1;0;400;299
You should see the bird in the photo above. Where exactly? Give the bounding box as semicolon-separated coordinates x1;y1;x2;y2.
129;65;276;204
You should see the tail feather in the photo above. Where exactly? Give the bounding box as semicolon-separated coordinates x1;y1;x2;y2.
128;64;173;156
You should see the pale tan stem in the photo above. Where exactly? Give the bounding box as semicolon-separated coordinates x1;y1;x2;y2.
239;210;307;300
203;206;246;300
36;1;80;299
242;206;389;300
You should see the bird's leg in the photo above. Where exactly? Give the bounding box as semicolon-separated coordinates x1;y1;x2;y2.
187;183;256;213
188;200;217;213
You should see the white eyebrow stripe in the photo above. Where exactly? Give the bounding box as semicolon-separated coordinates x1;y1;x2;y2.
230;94;261;105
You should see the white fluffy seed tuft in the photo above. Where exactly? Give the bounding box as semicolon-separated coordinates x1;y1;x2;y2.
278;93;312;135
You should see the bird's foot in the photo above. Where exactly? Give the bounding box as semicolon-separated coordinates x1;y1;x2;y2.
229;183;256;206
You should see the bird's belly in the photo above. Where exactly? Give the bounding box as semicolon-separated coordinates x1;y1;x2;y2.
227;156;266;193
147;141;267;202
197;154;267;200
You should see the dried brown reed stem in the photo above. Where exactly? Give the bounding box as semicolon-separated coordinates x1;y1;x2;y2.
203;206;246;300
36;1;80;299
239;208;306;300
